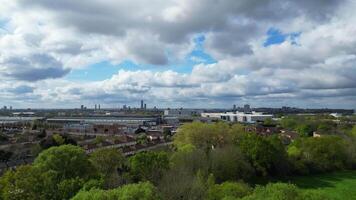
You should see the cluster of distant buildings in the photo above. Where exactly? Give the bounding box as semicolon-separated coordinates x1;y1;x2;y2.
1;106;13;111
163;104;273;124
77;100;162;112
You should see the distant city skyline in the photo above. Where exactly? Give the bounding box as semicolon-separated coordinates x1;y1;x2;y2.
0;1;356;109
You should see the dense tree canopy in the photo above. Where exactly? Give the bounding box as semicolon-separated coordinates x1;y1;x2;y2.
210;146;253;182
174;122;235;151
0;145;97;200
129;151;169;184
34;145;95;181
90;148;125;188
288;136;348;173
71;182;159;200
237;133;289;176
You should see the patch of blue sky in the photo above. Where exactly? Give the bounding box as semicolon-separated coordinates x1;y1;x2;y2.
264;28;301;47
66;59;177;81
66;34;217;81
0;19;10;33
65;60;139;81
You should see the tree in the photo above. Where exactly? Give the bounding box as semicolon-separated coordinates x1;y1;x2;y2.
280;116;299;130
14;145;99;200
351;126;356;137
72;182;160;200
0;165;43;200
296;124;314;137
170;144;209;174
136;133;148;145
288;136;348;173
207;181;252;200
210;146;253;182
52;134;65;145
263;118;275;126
158;169;213;200
39;134;77;150
174;122;232;152
158;165;197;200
34;145;95;181
129;151;169;184
317;121;335;134
238;133;289;176
163;129;172;140
90;148;125;188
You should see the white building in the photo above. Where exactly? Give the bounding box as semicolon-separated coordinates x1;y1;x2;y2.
201;111;273;123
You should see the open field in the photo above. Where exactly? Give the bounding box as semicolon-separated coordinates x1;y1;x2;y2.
287;171;356;200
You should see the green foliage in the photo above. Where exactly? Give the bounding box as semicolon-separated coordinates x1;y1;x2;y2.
263;118;275;126
136;133;148;145
34;145;95;181
316;121;335;134
52;134;65;145
129;151;169;184
174;122;234;151
0;165;44;200
170;145;209;175
241;183;302;200
0;145;98;200
71;182;160;200
81;178;105;191
39;134;77;150
280;116;299;130
351;126;356;137
90;148;125;188
158;169;212;200
288;136;348;173
210;146;253;182
70;188;110;200
94;136;105;144
207;181;252;200
57;178;86;200
296;124;314;137
238;133;289;176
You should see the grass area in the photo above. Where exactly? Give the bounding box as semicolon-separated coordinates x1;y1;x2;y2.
286;171;356;200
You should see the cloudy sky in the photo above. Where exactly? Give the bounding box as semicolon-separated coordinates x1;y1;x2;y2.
0;0;356;109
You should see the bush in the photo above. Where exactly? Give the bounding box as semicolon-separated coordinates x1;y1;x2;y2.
72;182;160;200
207;182;252;200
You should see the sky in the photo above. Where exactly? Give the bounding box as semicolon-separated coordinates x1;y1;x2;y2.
0;0;356;109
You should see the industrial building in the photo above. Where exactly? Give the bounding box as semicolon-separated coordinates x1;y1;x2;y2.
201;111;273;123
164;109;203;117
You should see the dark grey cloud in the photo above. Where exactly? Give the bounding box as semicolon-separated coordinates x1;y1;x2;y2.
15;0;346;58
2;54;70;81
206;22;259;57
128;40;169;65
